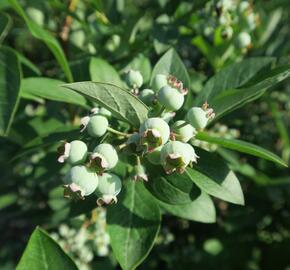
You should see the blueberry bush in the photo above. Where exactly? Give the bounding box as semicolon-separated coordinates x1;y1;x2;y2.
1;0;290;269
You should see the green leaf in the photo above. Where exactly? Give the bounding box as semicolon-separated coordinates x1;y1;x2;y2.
211;65;290;118
196;132;287;167
0;12;12;43
13;50;41;75
21;77;88;108
0;47;21;136
63;82;149;127
195;57;275;106
145;164;201;205
186;149;244;205
107;181;161;270
158;192;216;223
16;227;78;270
90;57;123;86
150;48;190;89
8;0;73;82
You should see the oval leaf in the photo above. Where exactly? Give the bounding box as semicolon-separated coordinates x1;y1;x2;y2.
195;57;275;105
0;47;21;136
196;132;287;167
150;48;190;89
107;181;161;270
63;82;149;127
158;192;216;223
16;227;78;270
186;149;244;205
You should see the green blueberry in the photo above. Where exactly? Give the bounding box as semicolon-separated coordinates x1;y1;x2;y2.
139;89;155;106
58;140;87;165
91;107;112;118
64;165;98;200
87;115;108;137
152;74;168;92
91;143;118;172
160;141;195;174
139;117;170;151
157;86;184;111
236;32;251;49
125;70;143;89
172;120;196;142
96;173;122;205
221;26;233;40
186;107;208;130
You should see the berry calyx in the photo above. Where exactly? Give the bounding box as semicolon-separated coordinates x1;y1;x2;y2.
63;165;98;200
57;140;88;165
160;141;198;174
139;117;170;152
96;173;122;205
90;144;118;173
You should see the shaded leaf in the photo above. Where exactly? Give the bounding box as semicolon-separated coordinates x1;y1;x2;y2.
158;192;216;223
16;227;78;270
186;149;244;205
107;181;161;270
0;47;21;136
0;12;12;43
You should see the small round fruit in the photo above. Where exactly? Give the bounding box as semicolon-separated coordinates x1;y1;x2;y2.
125;70;143;89
236;32;251;49
157;85;184;111
64;165;98;200
186;107;208;130
172;120;196;142
139;117;170;150
87;115;108;137
96;173;122;205
91;143;118;172
58;140;88;165
160;141;196;174
152;74;168;92
139;89;155;106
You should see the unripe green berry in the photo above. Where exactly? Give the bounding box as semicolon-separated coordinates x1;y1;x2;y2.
87;115;108;137
58;140;87;165
236;32;251;49
157;85;184;111
139;89;155;106
96;173;122;205
152;74;168;92
172;120;196;142
139;117;170;151
125;70;143;89
186;107;208;130
160;141;198;174
91;143;118;173
64;165;98;200
133;164;148;181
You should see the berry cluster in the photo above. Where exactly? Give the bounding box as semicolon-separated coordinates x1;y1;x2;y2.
195;0;259;51
58;70;215;203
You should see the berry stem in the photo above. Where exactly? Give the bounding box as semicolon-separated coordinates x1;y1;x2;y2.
107;127;131;137
155;105;166;117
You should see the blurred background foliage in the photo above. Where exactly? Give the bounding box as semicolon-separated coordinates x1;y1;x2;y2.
0;0;290;269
